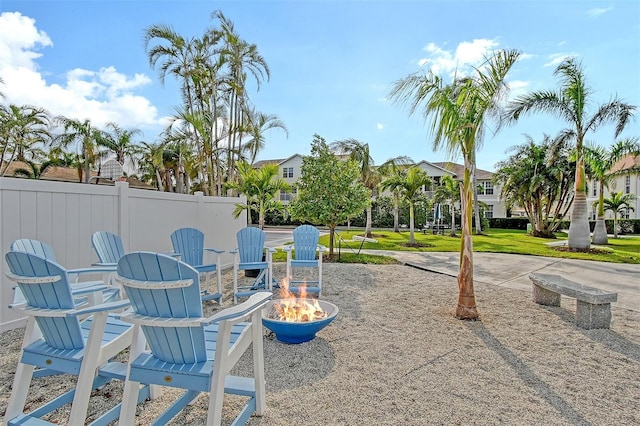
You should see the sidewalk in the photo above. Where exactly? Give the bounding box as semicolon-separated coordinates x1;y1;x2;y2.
263;229;639;312
368;250;640;312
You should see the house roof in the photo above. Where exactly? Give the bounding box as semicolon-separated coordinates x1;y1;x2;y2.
1;161;155;189
431;162;494;180
610;154;640;174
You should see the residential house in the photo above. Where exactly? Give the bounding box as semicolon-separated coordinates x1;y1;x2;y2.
253;154;507;218
588;154;640;220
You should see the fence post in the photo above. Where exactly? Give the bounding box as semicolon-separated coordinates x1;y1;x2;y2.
116;181;130;250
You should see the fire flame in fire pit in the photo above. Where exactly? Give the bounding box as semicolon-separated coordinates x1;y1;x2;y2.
268;278;328;322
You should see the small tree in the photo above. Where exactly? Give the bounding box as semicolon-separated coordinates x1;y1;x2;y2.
289;135;370;256
381;166;432;245
227;160;289;229
601;191;636;238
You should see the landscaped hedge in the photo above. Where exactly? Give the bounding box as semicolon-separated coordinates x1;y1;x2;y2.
488;217;530;230
557;219;640;234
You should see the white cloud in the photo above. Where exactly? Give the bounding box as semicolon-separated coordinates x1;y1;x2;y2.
506;80;530;99
417;38;501;79
0;11;161;129
544;53;578;67
587;6;613;17
376;123;384;130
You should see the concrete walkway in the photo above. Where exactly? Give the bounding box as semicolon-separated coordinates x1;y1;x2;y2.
263;229;639;312
366;250;640;312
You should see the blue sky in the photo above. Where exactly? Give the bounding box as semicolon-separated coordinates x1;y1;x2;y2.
0;0;638;172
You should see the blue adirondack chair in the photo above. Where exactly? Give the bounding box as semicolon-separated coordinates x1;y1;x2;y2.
10;238;120;304
3;251;146;426
115;252;271;426
282;224;327;297
231;227;276;304
170;227;224;303
91;230;126;267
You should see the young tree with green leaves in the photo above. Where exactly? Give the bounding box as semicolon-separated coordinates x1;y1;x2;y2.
434;174;460;237
390;49;520;320
503;57;636;249
381;166;432;244
227;160;289;229
584;138;640;244
289;135;370;257
601;191;636;238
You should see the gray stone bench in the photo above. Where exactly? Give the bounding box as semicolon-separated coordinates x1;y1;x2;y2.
528;273;618;329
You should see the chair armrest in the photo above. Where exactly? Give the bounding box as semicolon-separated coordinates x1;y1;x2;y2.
229;248;239;254
70;282;109;296
70;299;131;317
203;291;272;325
119;312;209;328
282;245;293;253
91;262;117;269
266;247;277;253
318;245;328;252
67;266;118;275
204;248;225;254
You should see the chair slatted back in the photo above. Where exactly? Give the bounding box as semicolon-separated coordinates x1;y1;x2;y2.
10;239;57;261
293;225;320;261
117;252;205;363
91;231;125;264
237;227;265;263
171;227;205;267
5;251;83;349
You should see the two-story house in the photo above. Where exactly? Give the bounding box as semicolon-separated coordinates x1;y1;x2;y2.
588;154;640;220
253;155;507;217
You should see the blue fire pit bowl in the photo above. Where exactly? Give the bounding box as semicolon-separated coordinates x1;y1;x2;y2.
262;299;339;344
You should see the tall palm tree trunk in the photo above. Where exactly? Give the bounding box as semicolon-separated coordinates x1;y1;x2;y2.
568;157;591;249
592;181;608;244
457;158;478;320
365;205;373;238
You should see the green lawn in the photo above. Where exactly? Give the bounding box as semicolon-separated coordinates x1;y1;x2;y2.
308;228;640;264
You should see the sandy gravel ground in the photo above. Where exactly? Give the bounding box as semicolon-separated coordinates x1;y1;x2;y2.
1;263;639;425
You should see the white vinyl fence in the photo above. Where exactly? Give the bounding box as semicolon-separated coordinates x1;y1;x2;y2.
0;178;247;332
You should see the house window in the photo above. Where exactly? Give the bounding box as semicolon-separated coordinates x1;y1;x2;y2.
283;167;294;178
485;205;494;219
623;208;630;219
592;181;597;197
480;181;493;195
625;175;631;194
280;188;297;201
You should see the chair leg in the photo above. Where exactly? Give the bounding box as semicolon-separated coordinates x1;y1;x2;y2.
207;322;232;425
252;311;267;416
118;379;142;425
4;362;35;423
68;311;109;425
233;265;239;304
4;318;40;422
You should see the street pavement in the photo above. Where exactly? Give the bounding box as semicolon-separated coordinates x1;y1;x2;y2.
264;229;639;312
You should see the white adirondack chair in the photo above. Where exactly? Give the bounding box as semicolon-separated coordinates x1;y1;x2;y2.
3;251;145;425
282;224;327;297
115;252;271;425
231;227;276;304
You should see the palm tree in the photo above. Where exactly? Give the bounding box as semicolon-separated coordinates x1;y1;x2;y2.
11;159;56;179
330;139;381;238
584;138;640;244
434;174;460;237
503;57;636;250
377;156;414;232
97;122;143;166
390;48;520;320
494;134;574;238
381;166;431;245
214;10;270;192
243;107;288;164
138;141;166;190
0;104;50;175
601;191;636;238
54;117;105;183
226;161;289;229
